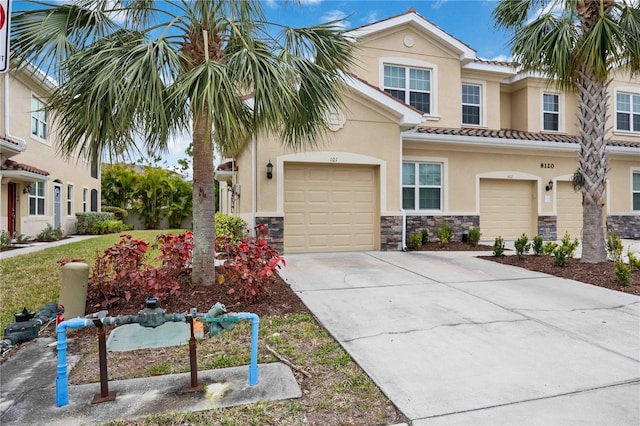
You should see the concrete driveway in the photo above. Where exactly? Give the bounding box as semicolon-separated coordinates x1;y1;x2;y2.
279;251;640;425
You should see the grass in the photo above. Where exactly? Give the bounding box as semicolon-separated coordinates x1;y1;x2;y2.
1;231;404;425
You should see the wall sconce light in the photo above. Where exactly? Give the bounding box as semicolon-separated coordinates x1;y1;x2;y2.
545;180;554;191
266;161;273;179
23;184;32;194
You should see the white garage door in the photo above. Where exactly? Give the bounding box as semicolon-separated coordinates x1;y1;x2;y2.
480;179;536;240
284;163;378;253
556;181;583;240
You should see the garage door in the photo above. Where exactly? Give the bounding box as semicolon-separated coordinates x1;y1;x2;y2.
480;179;535;240
556;181;583;240
284;163;378;253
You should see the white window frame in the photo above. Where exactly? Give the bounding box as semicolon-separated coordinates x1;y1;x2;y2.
633;168;640;212
542;92;561;132
82;188;88;213
67;184;74;215
29;181;46;216
615;90;640;133
461;81;484;127
402;161;443;211
31;95;48;142
380;57;439;119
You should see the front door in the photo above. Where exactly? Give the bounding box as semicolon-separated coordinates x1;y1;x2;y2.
8;183;16;235
53;183;62;229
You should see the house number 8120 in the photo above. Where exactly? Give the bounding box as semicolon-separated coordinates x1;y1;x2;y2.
540;163;554;169
329;156;338;163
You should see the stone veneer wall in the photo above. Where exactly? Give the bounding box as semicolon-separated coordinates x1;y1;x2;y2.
607;215;640;239
405;215;480;245
380;216;403;251
537;216;557;240
255;216;284;253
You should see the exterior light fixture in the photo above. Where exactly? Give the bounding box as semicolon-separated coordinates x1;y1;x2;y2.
23;184;32;194
545;180;554;191
266;161;273;179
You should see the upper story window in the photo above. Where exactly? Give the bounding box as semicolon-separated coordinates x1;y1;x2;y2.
402;162;442;210
633;171;640;211
462;84;481;126
616;92;640;132
384;65;431;114
31;96;48;139
29;181;45;216
67;185;73;215
543;93;559;131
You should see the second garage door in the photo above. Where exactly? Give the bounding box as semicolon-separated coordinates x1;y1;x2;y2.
284;163;378;253
480;179;536;240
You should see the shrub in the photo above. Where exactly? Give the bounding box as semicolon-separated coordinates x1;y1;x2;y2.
97;219;130;234
606;231;623;261
408;233;422;250
514;233;531;258
75;212;116;235
421;228;429;245
543;241;558;255
532;235;544;256
614;260;631;286
493;236;505;257
0;230;11;249
102;206;128;221
436;219;453;246
560;232;579;258
13;233;30;243
36;224;64;242
215;212;247;243
468;228;481;247
216;224;285;304
553;246;568;267
628;249;640;270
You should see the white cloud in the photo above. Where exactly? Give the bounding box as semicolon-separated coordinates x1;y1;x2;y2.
361;10;378;24
488;54;512;62
301;0;323;5
321;10;350;29
263;0;279;8
431;0;449;9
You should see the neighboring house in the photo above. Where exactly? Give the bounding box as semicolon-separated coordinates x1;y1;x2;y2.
216;9;640;253
0;66;101;237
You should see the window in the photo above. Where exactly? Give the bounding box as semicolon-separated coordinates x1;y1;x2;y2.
462;84;481;125
31;96;47;139
67;185;73;215
384;65;431;114
83;188;88;212
616;92;640;132
29;181;45;216
634;172;640;211
402;162;442;210
543;93;559;131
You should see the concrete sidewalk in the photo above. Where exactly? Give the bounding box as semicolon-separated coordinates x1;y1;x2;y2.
279;251;640;425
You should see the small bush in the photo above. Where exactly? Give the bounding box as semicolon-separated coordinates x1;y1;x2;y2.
493;236;505;257
514;233;531;258
614;260;631;286
436;219;453;246
0;230;11;249
13;233;30;243
532;236;544;255
606;231;623;261
36;224;64;242
97;219;130;234
628;249;640;270
560;232;579;258
421;228;429;245
408;233;422;250
215;212;247;243
102;206;128;221
543;241;558;255
75;212;116;235
553;246;568;267
468;228;481;247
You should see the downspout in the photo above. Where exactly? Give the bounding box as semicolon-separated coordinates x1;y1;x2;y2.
400;130;407;251
251;133;257;234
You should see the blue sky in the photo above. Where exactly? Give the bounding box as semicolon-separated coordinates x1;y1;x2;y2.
264;0;512;61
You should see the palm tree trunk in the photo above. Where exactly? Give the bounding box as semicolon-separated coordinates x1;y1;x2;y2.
191;107;217;286
577;65;609;263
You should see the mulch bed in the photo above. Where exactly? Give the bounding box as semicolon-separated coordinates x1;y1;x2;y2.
415;241;495;251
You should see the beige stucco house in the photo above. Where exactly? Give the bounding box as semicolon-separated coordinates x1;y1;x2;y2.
217;9;640;253
0;66;101;238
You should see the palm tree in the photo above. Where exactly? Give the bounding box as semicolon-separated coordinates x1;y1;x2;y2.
493;0;640;263
12;0;354;285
